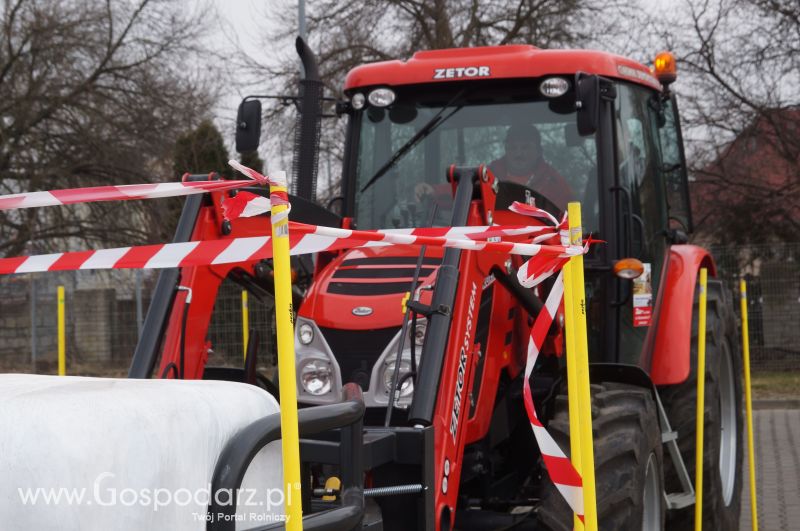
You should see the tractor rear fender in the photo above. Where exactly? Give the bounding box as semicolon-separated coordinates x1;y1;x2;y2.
649;244;716;386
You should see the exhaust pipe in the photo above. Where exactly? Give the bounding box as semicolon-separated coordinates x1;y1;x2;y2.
291;36;323;203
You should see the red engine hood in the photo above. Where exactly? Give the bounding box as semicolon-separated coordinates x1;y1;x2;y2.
298;245;443;330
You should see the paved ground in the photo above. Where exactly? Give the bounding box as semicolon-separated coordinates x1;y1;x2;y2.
740;408;800;530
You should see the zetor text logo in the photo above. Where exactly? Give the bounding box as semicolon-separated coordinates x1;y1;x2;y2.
434;66;490;80
449;281;478;443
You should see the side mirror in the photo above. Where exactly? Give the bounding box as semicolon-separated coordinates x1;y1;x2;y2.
235;99;262;152
575;74;600;137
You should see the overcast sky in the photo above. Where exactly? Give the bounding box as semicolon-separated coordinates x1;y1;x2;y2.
204;1;299;163
208;0;272;113
209;0;273;56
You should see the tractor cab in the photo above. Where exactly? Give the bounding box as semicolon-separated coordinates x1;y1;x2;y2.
289;45;694;407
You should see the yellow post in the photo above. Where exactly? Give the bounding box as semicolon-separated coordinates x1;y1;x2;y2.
57;286;66;376
269;171;303;530
740;279;758;531
694;268;708;531
562;228;583;531
241;290;250;360
563;202;597;530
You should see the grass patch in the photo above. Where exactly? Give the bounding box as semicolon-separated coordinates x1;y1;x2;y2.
749;371;800;400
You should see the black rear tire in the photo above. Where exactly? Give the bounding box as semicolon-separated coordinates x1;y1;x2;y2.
536;382;665;530
659;279;743;530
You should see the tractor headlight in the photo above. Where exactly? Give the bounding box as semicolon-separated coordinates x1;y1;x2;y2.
298;322;314;345
368;87;395;108
301;359;332;395
382;356;414;398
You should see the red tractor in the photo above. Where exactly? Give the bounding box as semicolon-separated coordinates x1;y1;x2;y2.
129;41;743;529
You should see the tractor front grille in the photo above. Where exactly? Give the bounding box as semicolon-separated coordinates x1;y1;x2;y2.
332;267;436;279
326;256;441;296
318;326;400;392
327;282;415;296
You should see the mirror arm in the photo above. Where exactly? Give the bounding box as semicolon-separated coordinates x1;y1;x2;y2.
243;95;338;106
244;94;300;107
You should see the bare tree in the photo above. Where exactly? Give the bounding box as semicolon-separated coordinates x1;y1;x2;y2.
238;0;634;197
0;0;220;257
661;0;800;245
278;0;620;83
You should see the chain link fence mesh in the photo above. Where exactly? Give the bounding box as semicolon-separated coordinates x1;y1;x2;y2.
0;270;276;377
712;243;800;372
206;278;277;372
0;243;796;376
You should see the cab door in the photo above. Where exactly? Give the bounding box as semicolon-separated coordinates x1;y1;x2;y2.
612;83;671;364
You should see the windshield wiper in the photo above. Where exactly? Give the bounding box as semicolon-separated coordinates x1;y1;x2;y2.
360;90;466;193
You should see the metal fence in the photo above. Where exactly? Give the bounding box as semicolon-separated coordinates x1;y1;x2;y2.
712;243;800;372
0;243;796;376
0;270;276;377
206;279;277;372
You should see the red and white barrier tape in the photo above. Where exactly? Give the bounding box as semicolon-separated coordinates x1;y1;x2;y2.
506;201;586;518
509;199;563;227
221;190;271;220
0;222;580;279
522;270;585;519
0;178;267;212
228;160;289;223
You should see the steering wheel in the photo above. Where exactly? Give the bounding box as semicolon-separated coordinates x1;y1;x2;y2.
494;181;563;220
387;188;447;228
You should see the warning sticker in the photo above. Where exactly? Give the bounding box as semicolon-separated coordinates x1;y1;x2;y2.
633;262;653;327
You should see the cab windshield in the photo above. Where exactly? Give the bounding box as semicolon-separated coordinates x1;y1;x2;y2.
352;81;599;232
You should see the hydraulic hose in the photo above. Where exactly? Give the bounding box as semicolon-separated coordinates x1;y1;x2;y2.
176;286;192;379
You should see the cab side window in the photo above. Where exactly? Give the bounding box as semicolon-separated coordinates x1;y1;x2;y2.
614;83;670;364
614;84;669;267
655;97;692;232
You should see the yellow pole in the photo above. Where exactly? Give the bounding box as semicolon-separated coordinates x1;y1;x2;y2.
269;172;303;530
241;290;250;360
563;202;597;530
562;227;583;531
57;285;66;376
740;279;758;531
694;268;708;531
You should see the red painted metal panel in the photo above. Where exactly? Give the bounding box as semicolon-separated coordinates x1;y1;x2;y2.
344;46;662;92
649;244;716;385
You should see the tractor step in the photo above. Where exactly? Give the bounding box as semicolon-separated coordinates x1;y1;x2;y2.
666;492;696;510
655;388;697;510
661;430;678;443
